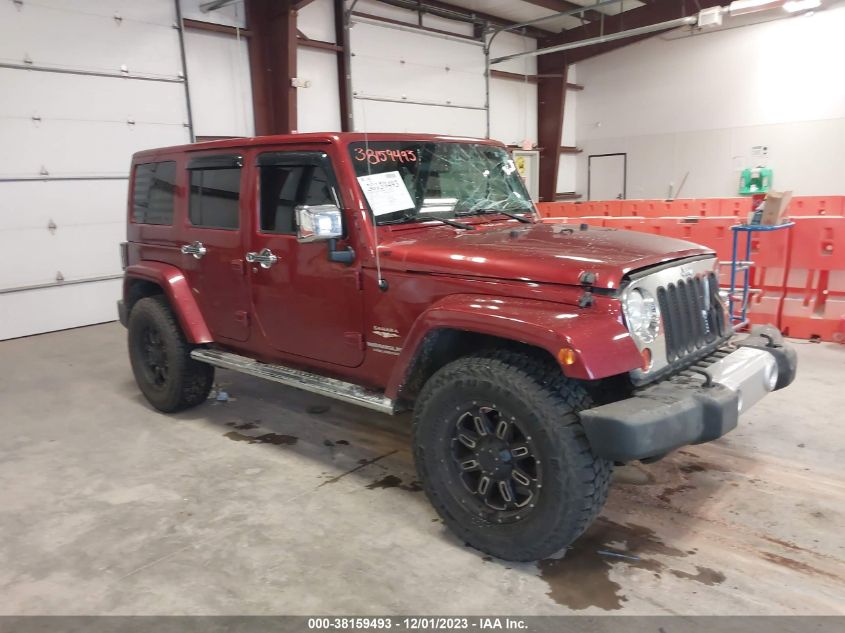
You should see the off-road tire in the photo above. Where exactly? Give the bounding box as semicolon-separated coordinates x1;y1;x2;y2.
128;295;214;413
413;350;612;561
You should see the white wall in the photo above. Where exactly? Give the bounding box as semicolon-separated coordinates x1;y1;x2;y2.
574;5;845;200
297;0;341;132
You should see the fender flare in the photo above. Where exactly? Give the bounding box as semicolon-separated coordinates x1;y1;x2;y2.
124;261;212;344
385;293;641;399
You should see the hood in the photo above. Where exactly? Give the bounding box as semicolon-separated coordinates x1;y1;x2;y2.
378;221;713;291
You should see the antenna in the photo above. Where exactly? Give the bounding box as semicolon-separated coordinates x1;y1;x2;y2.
361;102;388;291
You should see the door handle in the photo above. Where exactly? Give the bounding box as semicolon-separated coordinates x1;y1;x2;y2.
180;241;207;259
246;248;279;269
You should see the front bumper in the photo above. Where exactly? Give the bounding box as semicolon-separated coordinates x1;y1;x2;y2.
580;325;797;462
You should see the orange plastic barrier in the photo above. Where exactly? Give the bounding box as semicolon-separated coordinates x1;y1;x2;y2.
781;217;845;340
745;228;791;328
719;198;753;218
692;199;724;217
789;196;844;217
603;217;647;231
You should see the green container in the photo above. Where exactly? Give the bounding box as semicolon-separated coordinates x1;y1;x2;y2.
739;166;773;195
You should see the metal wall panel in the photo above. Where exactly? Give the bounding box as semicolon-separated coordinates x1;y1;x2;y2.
298;48;341;133
0;1;182;79
184;30;253;137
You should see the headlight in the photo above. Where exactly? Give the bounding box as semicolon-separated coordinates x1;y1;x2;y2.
624;288;660;343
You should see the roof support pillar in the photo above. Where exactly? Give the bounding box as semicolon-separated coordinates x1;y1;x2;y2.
245;0;298;135
537;53;567;202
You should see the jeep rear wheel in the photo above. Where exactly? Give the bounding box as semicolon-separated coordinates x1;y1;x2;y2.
412;350;612;561
128;296;214;413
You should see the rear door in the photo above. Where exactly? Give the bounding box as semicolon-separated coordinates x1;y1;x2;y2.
248;149;364;368
179;154;250;342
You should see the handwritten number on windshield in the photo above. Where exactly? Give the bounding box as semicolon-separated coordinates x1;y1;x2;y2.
353;147;417;165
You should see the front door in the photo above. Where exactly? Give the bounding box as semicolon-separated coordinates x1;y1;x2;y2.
179;154;250;342
248;149;364;368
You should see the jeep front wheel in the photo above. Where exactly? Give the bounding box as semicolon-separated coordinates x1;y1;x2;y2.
127;295;214;413
412;351;612;561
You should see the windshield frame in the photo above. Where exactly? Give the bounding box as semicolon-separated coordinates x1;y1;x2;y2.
347;140;537;227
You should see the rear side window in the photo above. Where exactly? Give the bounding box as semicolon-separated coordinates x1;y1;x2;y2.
189;167;241;230
132;161;176;225
259;164;335;234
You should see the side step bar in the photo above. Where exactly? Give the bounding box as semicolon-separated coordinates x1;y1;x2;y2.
190;348;398;415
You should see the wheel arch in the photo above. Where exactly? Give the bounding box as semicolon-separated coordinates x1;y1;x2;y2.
385;294;641;402
124;261;212;343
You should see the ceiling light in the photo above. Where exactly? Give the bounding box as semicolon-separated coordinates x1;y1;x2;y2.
728;0;784;16
783;0;822;12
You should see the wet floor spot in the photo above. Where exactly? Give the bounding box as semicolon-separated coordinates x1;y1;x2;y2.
669;565;726;586
365;474;423;492
760;552;836;580
678;460;724;474
538;517;689;611
307;405;330;414
223;430;298;445
657;484;695;504
226;421;259;431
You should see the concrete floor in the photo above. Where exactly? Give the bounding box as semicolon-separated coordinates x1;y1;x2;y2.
0;322;843;615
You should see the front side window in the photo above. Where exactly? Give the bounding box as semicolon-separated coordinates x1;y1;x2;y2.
348;141;534;226
259;160;336;235
189;166;241;230
132;161;176;225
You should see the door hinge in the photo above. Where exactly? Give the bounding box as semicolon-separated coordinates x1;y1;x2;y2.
355;270;363;290
234;310;250;325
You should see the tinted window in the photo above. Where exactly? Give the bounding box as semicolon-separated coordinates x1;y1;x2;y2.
189;168;241;229
260;164;335;234
132;161;176;225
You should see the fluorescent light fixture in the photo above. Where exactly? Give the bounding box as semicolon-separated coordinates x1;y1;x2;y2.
783;0;822;12
728;0;784;15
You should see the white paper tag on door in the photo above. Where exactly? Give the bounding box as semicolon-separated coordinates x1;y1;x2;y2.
356;171;414;216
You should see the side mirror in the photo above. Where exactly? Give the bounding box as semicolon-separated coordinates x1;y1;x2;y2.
296;204;343;243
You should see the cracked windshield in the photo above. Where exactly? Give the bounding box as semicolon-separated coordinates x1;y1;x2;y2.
348;141;535;226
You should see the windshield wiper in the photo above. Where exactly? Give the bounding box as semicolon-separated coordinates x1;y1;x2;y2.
380;214;475;230
456;209;533;224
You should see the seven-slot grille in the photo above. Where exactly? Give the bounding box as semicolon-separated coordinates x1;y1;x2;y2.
657;272;727;362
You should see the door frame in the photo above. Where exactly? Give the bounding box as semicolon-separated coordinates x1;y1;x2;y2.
587;153;627;201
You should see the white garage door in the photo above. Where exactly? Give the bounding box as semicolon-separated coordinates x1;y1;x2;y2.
0;0;190;340
349;14;487;137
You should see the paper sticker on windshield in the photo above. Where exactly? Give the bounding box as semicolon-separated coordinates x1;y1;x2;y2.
357;171;414;216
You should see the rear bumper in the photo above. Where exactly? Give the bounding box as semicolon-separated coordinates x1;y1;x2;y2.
580;325;796;462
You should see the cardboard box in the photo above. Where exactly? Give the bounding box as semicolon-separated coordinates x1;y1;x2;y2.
761;190;792;226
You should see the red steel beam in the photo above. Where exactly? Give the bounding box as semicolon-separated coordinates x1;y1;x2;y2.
245;0;298;135
334;0;352;131
537;53;568;202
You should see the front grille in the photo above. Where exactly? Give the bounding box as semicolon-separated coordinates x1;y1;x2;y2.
657;272;726;363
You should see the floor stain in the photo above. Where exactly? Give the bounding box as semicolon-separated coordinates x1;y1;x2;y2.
760;552;837;580
223;430;298;445
307;405;330;414
318;450;398;487
365;474;424;492
657;484;695;504
336;439;350;445
669;565;726;586
761;535;808;553
678;460;725;474
225;421;259;430
538;517;689;611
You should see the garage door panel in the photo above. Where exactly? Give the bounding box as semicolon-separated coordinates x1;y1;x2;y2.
16;0;176;28
352;100;485;137
0;120;188;177
0;180;128;232
0;223;124;289
0;279;121;340
0;2;182;78
0;69;187;125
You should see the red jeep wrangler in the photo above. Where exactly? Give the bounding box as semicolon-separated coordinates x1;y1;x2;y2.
120;133;796;561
